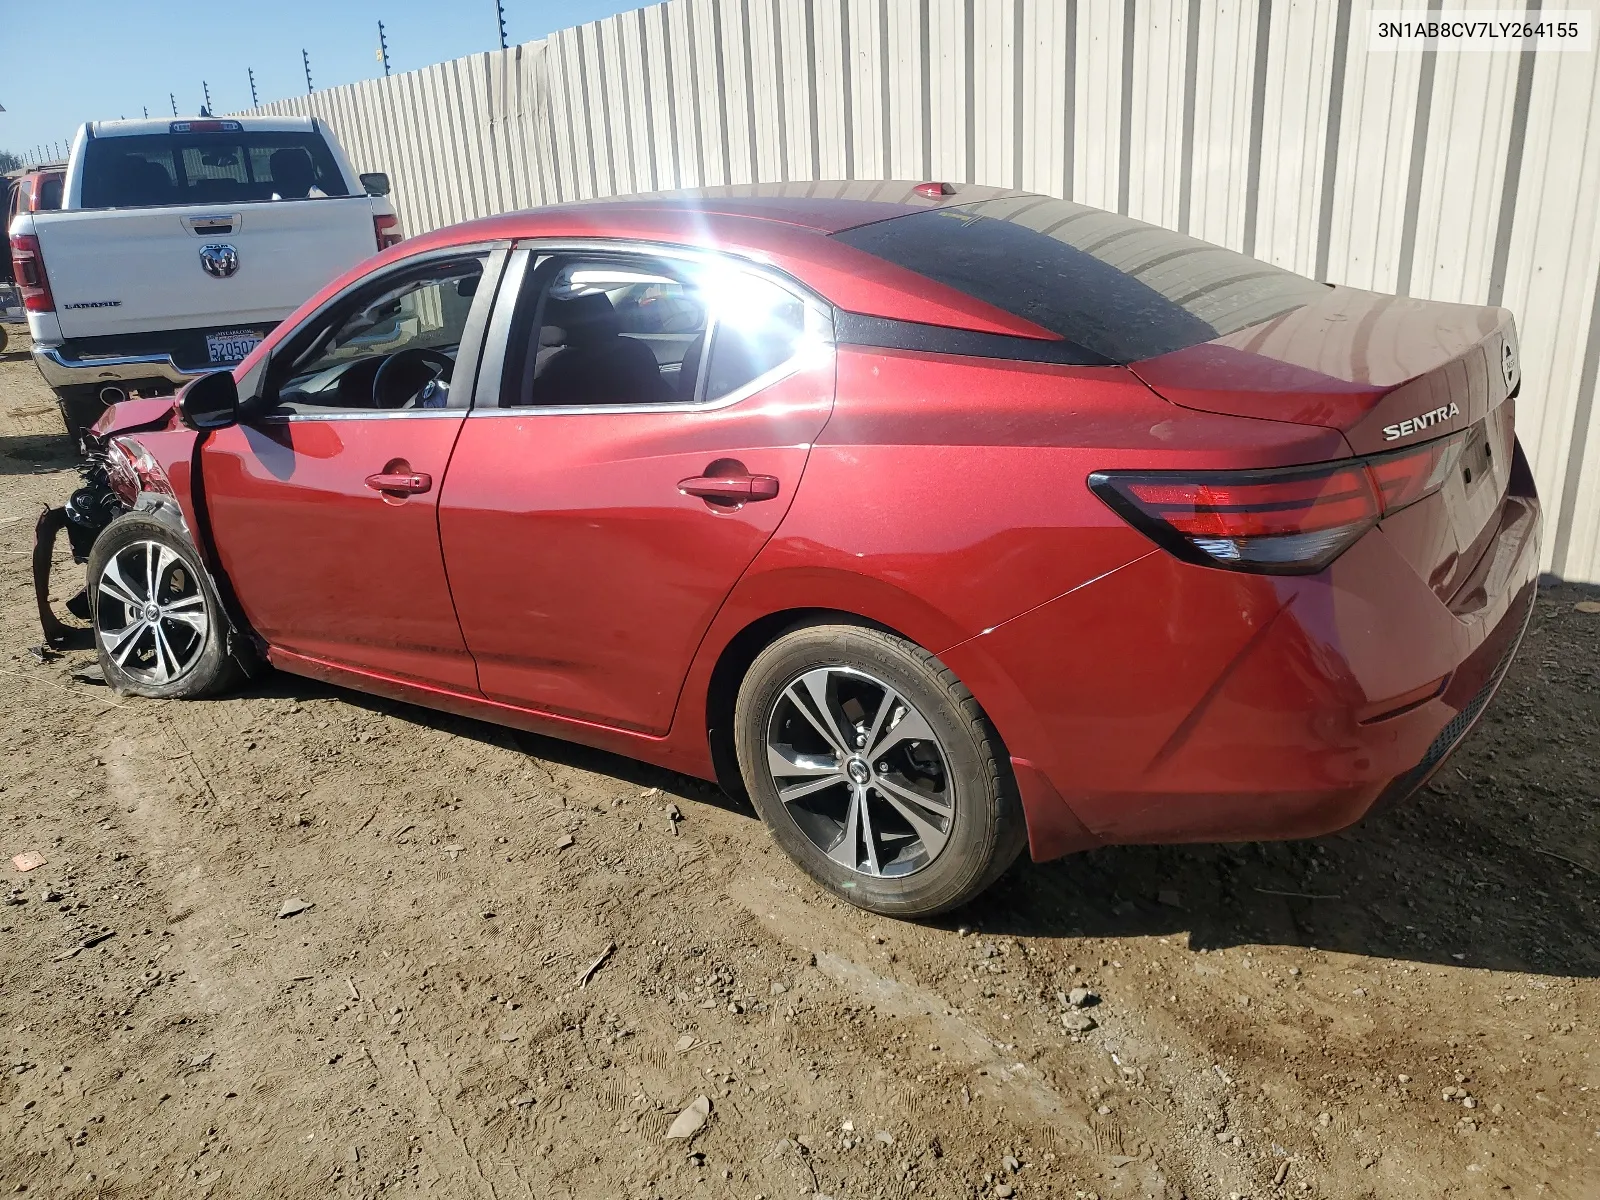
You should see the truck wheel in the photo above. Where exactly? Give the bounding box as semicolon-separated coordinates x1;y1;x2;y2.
54;387;106;449
87;512;245;699
734;624;1027;918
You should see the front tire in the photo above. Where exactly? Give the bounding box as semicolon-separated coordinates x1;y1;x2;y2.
87;512;243;699
734;624;1026;918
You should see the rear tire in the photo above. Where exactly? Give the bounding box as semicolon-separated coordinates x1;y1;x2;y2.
734;624;1026;918
54;386;106;450
87;511;245;700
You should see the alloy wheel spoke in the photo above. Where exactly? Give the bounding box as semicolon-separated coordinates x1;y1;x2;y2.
98;556;143;610
163;593;206;612
777;772;849;804
826;787;864;869
767;742;840;780
867;702;937;761
149;621;177;683
162;609;208;636
862;686;901;760
104;619;147;665
147;542;176;605
871;774;952;858
794;669;857;756
856;786;882;875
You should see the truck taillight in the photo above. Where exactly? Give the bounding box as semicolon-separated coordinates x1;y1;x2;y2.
9;234;55;313
374;214;403;251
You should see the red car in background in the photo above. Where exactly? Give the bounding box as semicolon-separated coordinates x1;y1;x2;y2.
47;182;1539;917
5;167;66;225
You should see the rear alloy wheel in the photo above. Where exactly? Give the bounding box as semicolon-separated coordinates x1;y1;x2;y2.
735;625;1026;917
88;513;243;699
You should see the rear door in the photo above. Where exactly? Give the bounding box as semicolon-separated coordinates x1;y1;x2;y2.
438;246;836;733
42;123;378;341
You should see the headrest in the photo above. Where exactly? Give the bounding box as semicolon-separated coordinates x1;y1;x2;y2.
270;148;316;195
548;291;619;345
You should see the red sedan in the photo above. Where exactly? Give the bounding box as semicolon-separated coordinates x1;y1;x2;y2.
64;183;1540;917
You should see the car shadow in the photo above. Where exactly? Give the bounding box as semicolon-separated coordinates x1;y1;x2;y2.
231;581;1598;980
242;671;753;819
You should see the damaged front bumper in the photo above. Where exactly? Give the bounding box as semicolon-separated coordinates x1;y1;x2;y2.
33;446;126;647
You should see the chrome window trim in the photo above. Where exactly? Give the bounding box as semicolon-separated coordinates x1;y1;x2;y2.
471;238;834;418
261;408;469;424
247;240;512;421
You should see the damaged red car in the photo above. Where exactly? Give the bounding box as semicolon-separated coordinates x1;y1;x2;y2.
38;183;1540;917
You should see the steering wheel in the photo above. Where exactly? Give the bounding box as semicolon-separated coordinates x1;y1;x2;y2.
372;347;455;410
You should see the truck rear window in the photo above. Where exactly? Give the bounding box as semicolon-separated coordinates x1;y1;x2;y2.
80;132;350;209
832;197;1329;363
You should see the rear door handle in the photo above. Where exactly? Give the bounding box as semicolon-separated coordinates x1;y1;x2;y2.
678;473;780;502
365;471;433;495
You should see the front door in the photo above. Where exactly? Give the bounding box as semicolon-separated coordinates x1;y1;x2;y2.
439;248;836;733
201;250;502;690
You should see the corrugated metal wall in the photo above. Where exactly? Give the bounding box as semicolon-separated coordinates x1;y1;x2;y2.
247;0;1600;583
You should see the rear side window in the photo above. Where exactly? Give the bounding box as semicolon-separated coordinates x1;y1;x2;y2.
500;253;815;408
80;131;350;209
832;197;1329;363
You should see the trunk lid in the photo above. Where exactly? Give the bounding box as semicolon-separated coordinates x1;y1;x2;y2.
34;198;379;340
1132;285;1526;606
1129;284;1516;455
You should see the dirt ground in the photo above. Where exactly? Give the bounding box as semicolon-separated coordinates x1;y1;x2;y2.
0;326;1595;1200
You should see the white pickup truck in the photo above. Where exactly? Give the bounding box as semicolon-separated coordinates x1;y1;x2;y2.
7;116;402;439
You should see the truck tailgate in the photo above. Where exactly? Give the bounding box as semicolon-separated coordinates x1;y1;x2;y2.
35;198;378;339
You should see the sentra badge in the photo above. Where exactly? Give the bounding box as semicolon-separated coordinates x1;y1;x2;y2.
1383;402;1460;442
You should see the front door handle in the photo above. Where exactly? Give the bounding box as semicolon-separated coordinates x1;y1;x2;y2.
678;473;780;503
365;470;433;495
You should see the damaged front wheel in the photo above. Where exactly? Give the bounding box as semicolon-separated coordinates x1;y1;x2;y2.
87;513;243;699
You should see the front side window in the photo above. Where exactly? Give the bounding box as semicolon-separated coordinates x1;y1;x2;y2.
80;131;350;208
501;253;813;408
271;258;484;413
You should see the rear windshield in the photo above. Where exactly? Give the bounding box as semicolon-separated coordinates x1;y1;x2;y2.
36;175;63;210
80;131;349;209
832;196;1329;362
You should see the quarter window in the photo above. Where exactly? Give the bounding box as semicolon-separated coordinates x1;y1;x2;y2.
701;273;807;401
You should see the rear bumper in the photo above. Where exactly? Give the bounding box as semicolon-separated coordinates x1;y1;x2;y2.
945;485;1543;862
32;343;211;391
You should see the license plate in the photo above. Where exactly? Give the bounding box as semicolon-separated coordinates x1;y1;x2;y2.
205;329;264;364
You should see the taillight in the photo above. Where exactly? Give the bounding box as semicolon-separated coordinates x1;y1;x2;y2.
1366;432;1465;510
9;233;55;313
1091;433;1468;574
374;213;403;251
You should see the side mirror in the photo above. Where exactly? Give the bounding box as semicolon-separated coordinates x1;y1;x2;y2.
179;370;240;430
359;172;392;197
